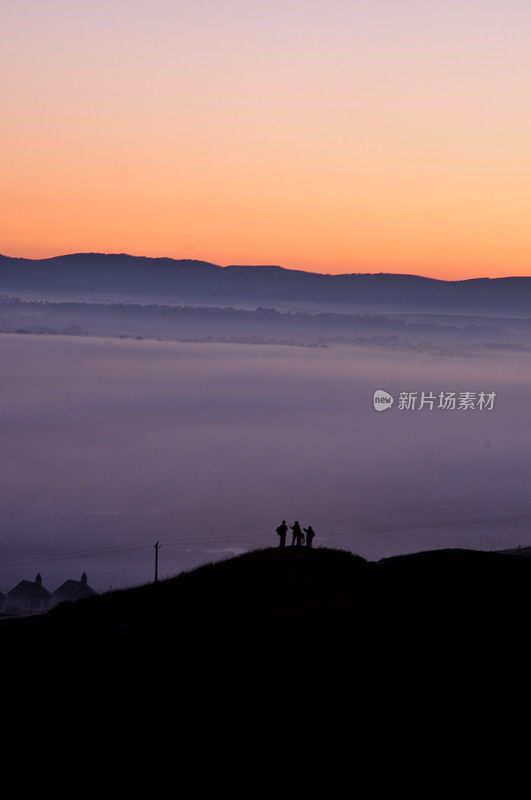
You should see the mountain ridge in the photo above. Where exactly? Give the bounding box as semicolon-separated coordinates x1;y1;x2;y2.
0;252;529;312
0;250;525;281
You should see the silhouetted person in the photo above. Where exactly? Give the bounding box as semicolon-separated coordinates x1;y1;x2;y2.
304;525;315;548
276;520;288;548
290;520;303;547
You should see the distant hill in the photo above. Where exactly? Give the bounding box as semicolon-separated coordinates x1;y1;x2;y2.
0;252;529;312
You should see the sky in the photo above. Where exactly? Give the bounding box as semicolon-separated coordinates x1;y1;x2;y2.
2;0;530;278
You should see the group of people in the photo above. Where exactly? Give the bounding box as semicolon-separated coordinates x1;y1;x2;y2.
275;520;316;549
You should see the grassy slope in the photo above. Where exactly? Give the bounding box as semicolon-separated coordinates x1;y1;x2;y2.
2;546;530;677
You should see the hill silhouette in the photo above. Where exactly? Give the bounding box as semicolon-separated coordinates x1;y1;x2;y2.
1;252;529;312
2;546;530;685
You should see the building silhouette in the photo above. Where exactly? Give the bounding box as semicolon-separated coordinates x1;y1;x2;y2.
1;571;97;617
52;572;96;605
6;573;51;616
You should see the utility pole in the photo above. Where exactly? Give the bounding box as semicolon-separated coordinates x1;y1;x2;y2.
154;541;160;583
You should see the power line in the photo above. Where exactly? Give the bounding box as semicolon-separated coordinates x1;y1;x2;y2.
323;513;531;539
0;512;528;570
0;537;253;570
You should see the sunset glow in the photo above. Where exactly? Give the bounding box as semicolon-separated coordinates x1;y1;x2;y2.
2;0;530;278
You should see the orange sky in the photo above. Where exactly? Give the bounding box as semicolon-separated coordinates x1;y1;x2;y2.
1;1;530;278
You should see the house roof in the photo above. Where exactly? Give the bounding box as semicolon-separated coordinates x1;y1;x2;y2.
7;579;51;600
52;577;96;601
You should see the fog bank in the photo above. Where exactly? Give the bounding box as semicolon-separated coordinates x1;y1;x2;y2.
0;333;528;592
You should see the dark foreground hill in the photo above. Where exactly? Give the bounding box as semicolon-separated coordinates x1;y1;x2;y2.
1;252;529;312
2;546;531;685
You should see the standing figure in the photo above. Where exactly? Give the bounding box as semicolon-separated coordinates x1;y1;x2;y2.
303;525;315;548
290;520;303;547
276;520;288;548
